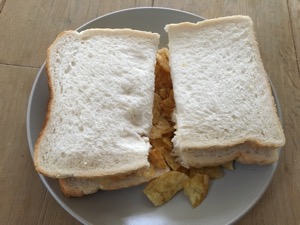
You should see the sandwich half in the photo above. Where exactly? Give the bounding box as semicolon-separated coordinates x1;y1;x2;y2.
165;16;285;168
34;28;162;179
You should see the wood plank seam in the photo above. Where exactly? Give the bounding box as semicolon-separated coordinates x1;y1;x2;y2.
36;191;49;225
286;0;300;78
0;63;40;69
0;0;6;13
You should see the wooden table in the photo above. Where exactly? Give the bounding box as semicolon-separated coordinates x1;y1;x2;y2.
1;0;299;224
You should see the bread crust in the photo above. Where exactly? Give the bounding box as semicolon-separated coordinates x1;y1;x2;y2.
59;166;170;197
33;31;61;176
175;143;279;168
166;16;285;167
34;29;159;178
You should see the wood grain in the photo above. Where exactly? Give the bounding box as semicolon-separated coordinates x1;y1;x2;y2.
0;0;152;68
286;0;300;223
288;0;300;71
0;0;6;13
0;65;66;225
152;0;300;224
37;192;80;225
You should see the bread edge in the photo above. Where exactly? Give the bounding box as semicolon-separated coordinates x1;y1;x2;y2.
59;166;170;197
167;15;285;148
33;29;160;178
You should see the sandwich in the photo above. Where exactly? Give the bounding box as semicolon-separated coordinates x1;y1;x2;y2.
34;15;286;199
165;15;285;168
33;28;170;185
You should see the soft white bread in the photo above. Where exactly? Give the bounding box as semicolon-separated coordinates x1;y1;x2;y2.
165;16;285;167
59;165;170;197
34;29;160;178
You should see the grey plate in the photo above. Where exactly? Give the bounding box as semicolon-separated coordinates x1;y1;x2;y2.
26;7;282;225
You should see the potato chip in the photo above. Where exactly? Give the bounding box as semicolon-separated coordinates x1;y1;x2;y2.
156;116;172;130
150;139;165;149
158;88;172;100
155;65;172;90
148;148;168;169
155;49;172;92
159;110;172;121
150;126;163;139
150;126;174;139
152;93;162;125
160;91;175;116
157;48;170;73
150;95;174;139
149;146;178;171
176;166;189;174
184;173;210;208
188;166;224;179
144;171;189;206
161;131;174;138
161;149;180;171
162;137;173;149
222;161;235;170
161;94;175;110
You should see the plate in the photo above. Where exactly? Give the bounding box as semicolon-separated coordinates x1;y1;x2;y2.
26;7;282;225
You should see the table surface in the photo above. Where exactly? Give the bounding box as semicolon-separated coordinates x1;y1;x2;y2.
1;0;299;224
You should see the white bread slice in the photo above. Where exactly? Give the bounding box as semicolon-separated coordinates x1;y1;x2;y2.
59;165;170;197
34;29;160;178
165;16;285;167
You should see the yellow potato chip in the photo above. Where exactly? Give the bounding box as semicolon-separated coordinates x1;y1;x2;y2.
222;161;235;170
161;131;174;138
150;126;174;139
184;173;210;208
152;93;162;125
148;148;168;169
154;66;163;91
158;88;172;100
176;166;189;174
161;110;174;119
161;149;180;171
162;137;173;149
188;166;224;179
161;108;174;119
155;65;172;90
144;171;189;206
150;139;165;149
161;95;175;110
160;91;175;115
156;116;172;130
156;117;173;136
157;48;170;73
148;146;178;170
152;109;160;126
150;126;163;139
